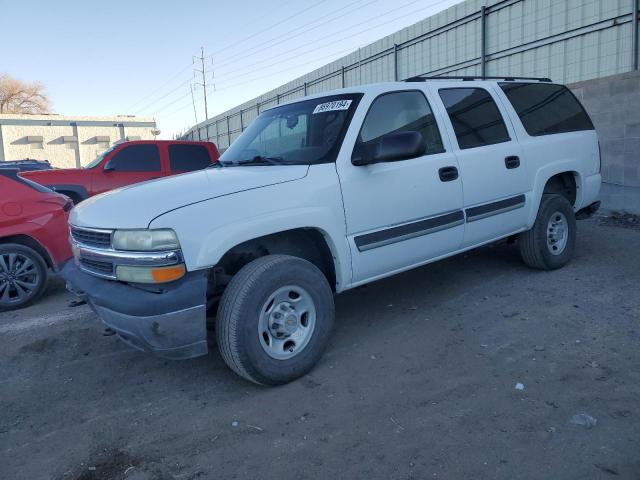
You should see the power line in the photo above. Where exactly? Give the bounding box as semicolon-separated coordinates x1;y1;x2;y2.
211;0;374;66
212;0;425;80
213;0;456;87
124;0;299;114
205;0;329;57
135;77;193;114
160;0;457;129
124;63;192;112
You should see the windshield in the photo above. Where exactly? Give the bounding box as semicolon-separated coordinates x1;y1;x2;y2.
84;145;117;169
219;93;363;166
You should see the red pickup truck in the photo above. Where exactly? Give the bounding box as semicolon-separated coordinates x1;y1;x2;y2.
21;140;219;203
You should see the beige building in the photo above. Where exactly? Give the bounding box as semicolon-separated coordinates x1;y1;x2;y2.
0;114;157;168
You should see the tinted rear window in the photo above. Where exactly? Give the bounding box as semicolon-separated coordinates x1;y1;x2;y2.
439;88;511;149
499;83;594;136
169;144;211;172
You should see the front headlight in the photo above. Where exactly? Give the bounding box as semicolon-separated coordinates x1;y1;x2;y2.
112;229;180;251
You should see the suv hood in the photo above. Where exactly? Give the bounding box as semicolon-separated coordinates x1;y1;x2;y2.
70;165;309;229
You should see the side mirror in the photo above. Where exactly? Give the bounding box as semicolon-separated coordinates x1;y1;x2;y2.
352;131;426;166
372;131;425;163
103;161;115;172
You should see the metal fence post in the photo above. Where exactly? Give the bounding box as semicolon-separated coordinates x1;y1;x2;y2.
240;109;244;132
276;94;280;104
480;6;487;77
633;0;639;70
304;82;307;95
394;43;399;81
341;66;345;87
226;115;230;147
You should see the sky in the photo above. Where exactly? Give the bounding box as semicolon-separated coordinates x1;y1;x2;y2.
1;0;461;138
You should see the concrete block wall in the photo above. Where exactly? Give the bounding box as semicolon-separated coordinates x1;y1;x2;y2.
570;70;640;188
569;69;640;213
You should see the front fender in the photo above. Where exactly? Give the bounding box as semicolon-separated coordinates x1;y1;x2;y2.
149;167;352;291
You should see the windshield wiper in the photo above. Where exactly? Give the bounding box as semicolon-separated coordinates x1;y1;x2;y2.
224;155;284;167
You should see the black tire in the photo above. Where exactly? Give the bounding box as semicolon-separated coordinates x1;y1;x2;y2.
0;243;49;311
216;254;334;385
519;194;576;270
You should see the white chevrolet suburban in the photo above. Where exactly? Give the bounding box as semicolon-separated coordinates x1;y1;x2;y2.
63;77;601;385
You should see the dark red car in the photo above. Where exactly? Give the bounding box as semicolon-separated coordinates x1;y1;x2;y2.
0;169;73;310
21;140;219;203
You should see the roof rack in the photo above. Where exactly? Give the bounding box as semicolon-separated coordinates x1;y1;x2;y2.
403;75;552;83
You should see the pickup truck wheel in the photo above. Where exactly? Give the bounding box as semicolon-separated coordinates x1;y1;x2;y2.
216;255;334;385
519;194;576;270
0;243;48;311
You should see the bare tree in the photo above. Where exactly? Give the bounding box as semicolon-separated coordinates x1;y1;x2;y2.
0;74;51;114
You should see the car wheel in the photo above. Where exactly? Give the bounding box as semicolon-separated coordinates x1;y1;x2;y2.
0;243;49;311
518;194;576;270
216;254;334;385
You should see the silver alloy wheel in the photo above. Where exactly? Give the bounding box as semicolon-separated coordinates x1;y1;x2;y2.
546;211;569;255
258;285;317;360
0;252;40;305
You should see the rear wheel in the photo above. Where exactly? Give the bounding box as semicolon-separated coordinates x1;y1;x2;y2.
0;243;48;310
216;255;334;385
519;194;576;270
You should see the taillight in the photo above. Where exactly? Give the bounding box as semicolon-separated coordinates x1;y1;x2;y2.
597;140;602;173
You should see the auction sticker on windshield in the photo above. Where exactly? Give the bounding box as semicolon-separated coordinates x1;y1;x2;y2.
312;99;352;114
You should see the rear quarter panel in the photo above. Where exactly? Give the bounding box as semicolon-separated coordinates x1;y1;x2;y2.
493;85;600;226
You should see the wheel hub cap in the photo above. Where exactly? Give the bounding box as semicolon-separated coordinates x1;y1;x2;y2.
259;285;317;360
546;211;569;256
0;252;39;305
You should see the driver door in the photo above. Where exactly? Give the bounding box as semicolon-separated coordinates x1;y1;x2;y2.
336;89;464;283
92;143;165;195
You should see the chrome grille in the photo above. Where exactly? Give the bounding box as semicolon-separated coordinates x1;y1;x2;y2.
79;258;114;276
71;226;112;248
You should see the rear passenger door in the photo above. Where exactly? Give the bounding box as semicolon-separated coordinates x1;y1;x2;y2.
433;84;529;247
337;88;464;283
168;144;213;174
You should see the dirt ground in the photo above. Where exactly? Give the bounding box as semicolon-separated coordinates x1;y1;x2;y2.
1;219;639;480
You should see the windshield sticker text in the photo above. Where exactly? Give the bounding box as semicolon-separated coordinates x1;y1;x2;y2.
312;100;352;114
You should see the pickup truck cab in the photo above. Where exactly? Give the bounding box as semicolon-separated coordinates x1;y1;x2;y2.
21;140;219;203
63;77;601;385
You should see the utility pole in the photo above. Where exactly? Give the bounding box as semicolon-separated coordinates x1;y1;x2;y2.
189;84;198;126
193;47;211;121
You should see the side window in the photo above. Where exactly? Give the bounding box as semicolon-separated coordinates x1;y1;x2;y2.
107;145;160;172
169;144;212;172
353;90;444;161
499;83;594;136
439;88;510;149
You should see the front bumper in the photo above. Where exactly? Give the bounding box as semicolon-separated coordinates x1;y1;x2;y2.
62;261;208;359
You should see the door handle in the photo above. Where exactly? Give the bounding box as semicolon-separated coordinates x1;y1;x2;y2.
438;166;459;182
505;155;520;169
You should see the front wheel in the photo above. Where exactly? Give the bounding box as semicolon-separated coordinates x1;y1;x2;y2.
216;255;334;385
518;194;576;270
0;243;49;310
